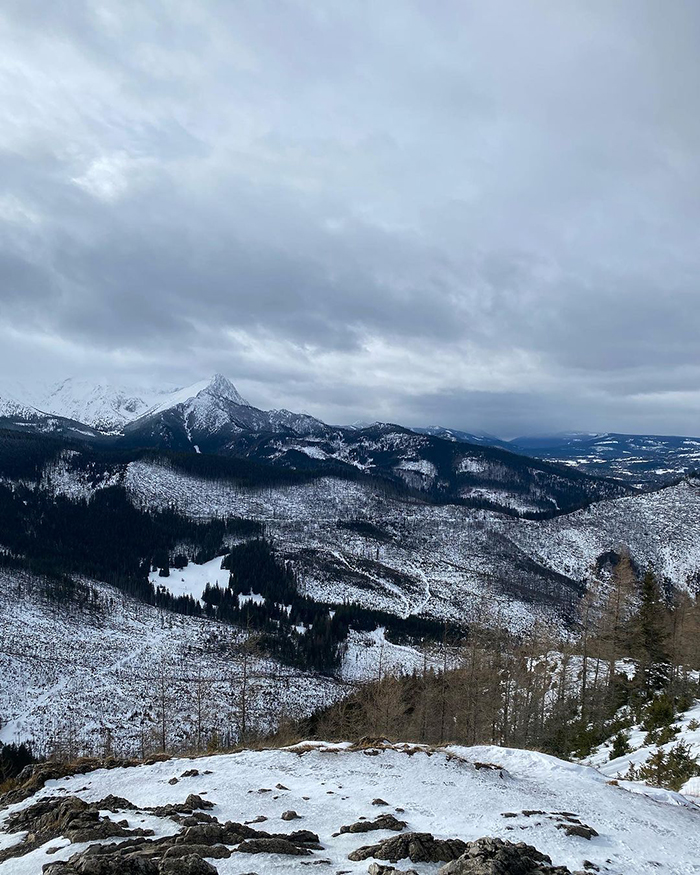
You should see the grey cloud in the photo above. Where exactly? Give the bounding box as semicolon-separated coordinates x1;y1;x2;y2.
1;1;699;435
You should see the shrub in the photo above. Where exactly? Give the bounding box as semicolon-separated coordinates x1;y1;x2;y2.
610;731;631;760
642;694;674;732
628;741;700;791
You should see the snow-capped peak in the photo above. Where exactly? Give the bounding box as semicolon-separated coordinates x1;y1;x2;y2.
0;374;252;432
0;377;173;431
206;373;249;406
141;374;249;419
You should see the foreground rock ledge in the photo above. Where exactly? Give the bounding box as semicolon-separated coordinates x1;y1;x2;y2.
352;835;576;874
437;837;574;874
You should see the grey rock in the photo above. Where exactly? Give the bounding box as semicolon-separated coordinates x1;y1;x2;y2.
340;814;407;834
163;844;231;859
368;864;418;875
236;837;311;856
556;824;598;840
349;832;467;864
437;837;573;874
95;795;138;812
158;856;218;875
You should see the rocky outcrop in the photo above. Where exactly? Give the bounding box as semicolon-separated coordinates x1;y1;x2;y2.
556;823;598;840
43;842;219;875
0;796;153;864
147;794;214;820
437;837;573;874
349;832;468;863
235;837;311;855
38;815;322;874
340;814;407;834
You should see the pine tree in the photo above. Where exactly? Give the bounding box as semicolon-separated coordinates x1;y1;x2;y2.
609;730;631;760
635;569;670;696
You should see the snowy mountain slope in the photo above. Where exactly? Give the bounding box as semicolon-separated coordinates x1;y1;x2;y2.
16;448;698;633
417;428;700;484
7;376;700;488
119;374;329;452
0;373;330;455
0;377;634;512
0;393;42;422
6;431;699;637
0;379;185;432
224;422;631;515
120;459;584;631
2;742;700;874
512;432;700;484
506;479;700;585
0;403;105;443
1;375;255;436
0;567;451;757
0;377;641;527
121;461;700;599
0;569;345;757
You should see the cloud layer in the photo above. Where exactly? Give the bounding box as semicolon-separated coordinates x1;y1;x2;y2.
2;1;700;435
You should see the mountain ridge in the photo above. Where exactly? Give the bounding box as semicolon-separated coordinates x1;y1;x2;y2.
4;374;698;486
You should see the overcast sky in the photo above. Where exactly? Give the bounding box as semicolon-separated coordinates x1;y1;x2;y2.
1;1;700;436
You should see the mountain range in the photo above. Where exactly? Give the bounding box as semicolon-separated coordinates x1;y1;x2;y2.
2;374;699;486
0;374;632;516
3;374;700;760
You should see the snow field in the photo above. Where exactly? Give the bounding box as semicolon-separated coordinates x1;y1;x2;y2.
2;743;700;874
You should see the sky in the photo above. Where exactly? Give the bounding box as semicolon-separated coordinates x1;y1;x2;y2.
1;1;700;437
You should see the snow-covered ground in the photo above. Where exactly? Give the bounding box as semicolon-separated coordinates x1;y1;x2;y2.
2;742;700;875
149;555;231;601
0;569;346;756
0;568;452;756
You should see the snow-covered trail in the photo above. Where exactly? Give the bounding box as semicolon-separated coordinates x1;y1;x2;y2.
2;743;699;875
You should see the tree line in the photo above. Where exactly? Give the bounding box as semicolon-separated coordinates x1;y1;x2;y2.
296;554;700;791
201;539;448;673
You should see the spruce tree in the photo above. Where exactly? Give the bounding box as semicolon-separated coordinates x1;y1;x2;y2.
635;569;670;696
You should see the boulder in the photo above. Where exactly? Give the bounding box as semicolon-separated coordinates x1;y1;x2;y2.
95;795;138;812
368;864;418;875
556;824;598;840
159;857;218;875
349;832;467;864
437;837;573;874
340;814;406;834
236;837;311;855
163;844;230;860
